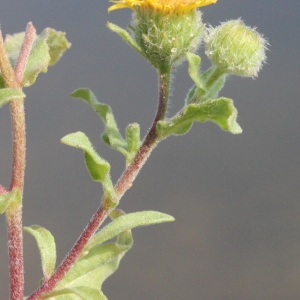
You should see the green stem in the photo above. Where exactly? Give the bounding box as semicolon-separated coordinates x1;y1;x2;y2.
27;68;172;300
204;65;226;90
189;65;226;104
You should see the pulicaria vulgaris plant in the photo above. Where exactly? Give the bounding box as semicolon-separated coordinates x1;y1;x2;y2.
0;0;267;299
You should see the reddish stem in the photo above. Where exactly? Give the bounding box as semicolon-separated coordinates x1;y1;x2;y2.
0;184;8;194
27;69;171;300
6;205;24;300
10;22;36;191
0;22;36;300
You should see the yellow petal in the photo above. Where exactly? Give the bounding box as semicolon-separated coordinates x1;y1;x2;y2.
108;0;217;14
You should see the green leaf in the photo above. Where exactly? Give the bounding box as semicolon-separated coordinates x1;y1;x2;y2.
24;225;56;280
86;210;175;251
125;123;140;165
55;243;132;291
71;89;128;154
56;211;134;291
61;131;115;200
70;88;141;164
107;22;146;61
0;88;25;108
45;28;71;66
43;286;107;300
22;28;70;87
21;29;50;87
186;52;205;91
186;64;227;104
61;131;110;182
4;32;25;68
2;28;70;88
0;188;22;214
53;210;173;292
157;97;242;138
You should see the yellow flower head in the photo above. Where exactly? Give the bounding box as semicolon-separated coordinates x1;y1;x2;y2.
108;0;217;14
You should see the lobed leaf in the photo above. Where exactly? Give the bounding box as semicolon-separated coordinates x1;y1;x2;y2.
86;210;175;251
24;225;56;280
157;97;242;138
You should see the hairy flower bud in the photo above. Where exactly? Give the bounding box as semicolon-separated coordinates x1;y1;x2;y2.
108;0;218;70
132;8;203;70
205;19;267;77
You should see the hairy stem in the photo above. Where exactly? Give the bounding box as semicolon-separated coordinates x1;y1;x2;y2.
27;68;171;299
10;22;35;191
115;70;170;198
0;22;36;300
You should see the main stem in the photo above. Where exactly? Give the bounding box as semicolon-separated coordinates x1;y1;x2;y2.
27;68;171;300
0;23;36;300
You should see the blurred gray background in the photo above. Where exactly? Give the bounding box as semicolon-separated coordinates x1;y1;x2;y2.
0;1;299;299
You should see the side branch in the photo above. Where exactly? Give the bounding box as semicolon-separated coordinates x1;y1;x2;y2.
27;69;172;300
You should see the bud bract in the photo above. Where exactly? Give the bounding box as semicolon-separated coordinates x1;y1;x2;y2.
132;8;203;70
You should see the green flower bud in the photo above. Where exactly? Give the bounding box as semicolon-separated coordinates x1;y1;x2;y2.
132;8;203;71
205;19;268;77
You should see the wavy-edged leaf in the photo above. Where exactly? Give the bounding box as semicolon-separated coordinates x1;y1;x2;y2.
43;286;107;300
21;29;50;87
61;131;109;181
22;28;70;87
61;131;115;200
0;88;25;108
71;89;128;154
71;89;141;164
2;28;70;88
157;97;242;138
86;210;175;251
46;28;71;66
0;188;21;214
186;52;205;91
24;225;56;280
